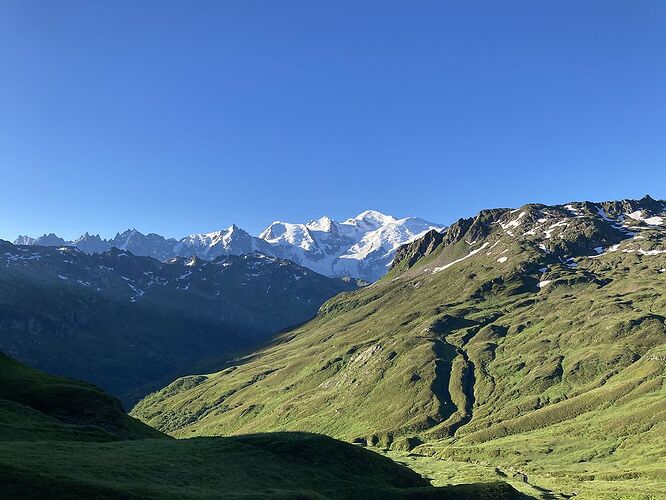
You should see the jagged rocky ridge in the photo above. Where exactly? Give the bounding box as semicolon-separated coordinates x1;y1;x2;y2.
15;211;444;282
391;195;665;277
0;241;358;405
133;195;666;498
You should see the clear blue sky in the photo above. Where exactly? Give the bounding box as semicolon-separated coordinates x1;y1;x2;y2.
1;1;665;241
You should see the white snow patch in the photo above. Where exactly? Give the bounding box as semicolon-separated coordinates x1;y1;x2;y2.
484;240;501;255
565;258;579;269
626;211;664;226
127;282;145;301
433;242;490;274
597;208;613;222
500;212;526;230
564;204;581;215
638;249;666;256
177;271;192;280
544;220;568;239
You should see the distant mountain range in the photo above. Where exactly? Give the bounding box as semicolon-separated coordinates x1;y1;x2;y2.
14;211;445;282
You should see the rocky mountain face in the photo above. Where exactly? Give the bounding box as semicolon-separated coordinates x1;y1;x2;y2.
14;211;444;282
0;241;358;405
133;196;666;498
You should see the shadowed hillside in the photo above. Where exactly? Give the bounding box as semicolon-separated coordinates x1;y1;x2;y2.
0;242;358;406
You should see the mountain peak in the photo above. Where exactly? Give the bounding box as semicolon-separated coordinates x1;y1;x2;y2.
14;235;36;245
351;210;392;223
258;221;289;241
307;216;335;232
222;224;251;242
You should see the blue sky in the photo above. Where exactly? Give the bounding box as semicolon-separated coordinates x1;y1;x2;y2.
1;1;665;241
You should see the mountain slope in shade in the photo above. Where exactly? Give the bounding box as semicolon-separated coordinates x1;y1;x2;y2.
14;211;445;282
0;240;358;405
0;351;162;442
133;196;666;499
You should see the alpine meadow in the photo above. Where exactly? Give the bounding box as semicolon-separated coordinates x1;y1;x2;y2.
1;2;666;499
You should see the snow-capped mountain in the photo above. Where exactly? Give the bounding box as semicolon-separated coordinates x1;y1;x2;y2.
13;211;445;282
260;211;445;281
175;225;273;260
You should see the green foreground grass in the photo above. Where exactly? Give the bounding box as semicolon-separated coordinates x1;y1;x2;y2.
0;351;526;498
0;433;527;499
0;433;413;499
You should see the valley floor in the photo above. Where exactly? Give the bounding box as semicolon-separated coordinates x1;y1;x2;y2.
382;450;665;500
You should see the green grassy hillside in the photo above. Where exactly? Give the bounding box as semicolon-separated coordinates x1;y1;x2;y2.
132;198;666;499
1;352;524;498
0;352;162;442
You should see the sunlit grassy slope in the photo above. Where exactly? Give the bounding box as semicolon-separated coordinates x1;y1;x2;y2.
133;198;666;499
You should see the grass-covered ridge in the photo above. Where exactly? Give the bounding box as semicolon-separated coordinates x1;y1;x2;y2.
133;197;666;499
0;351;162;441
